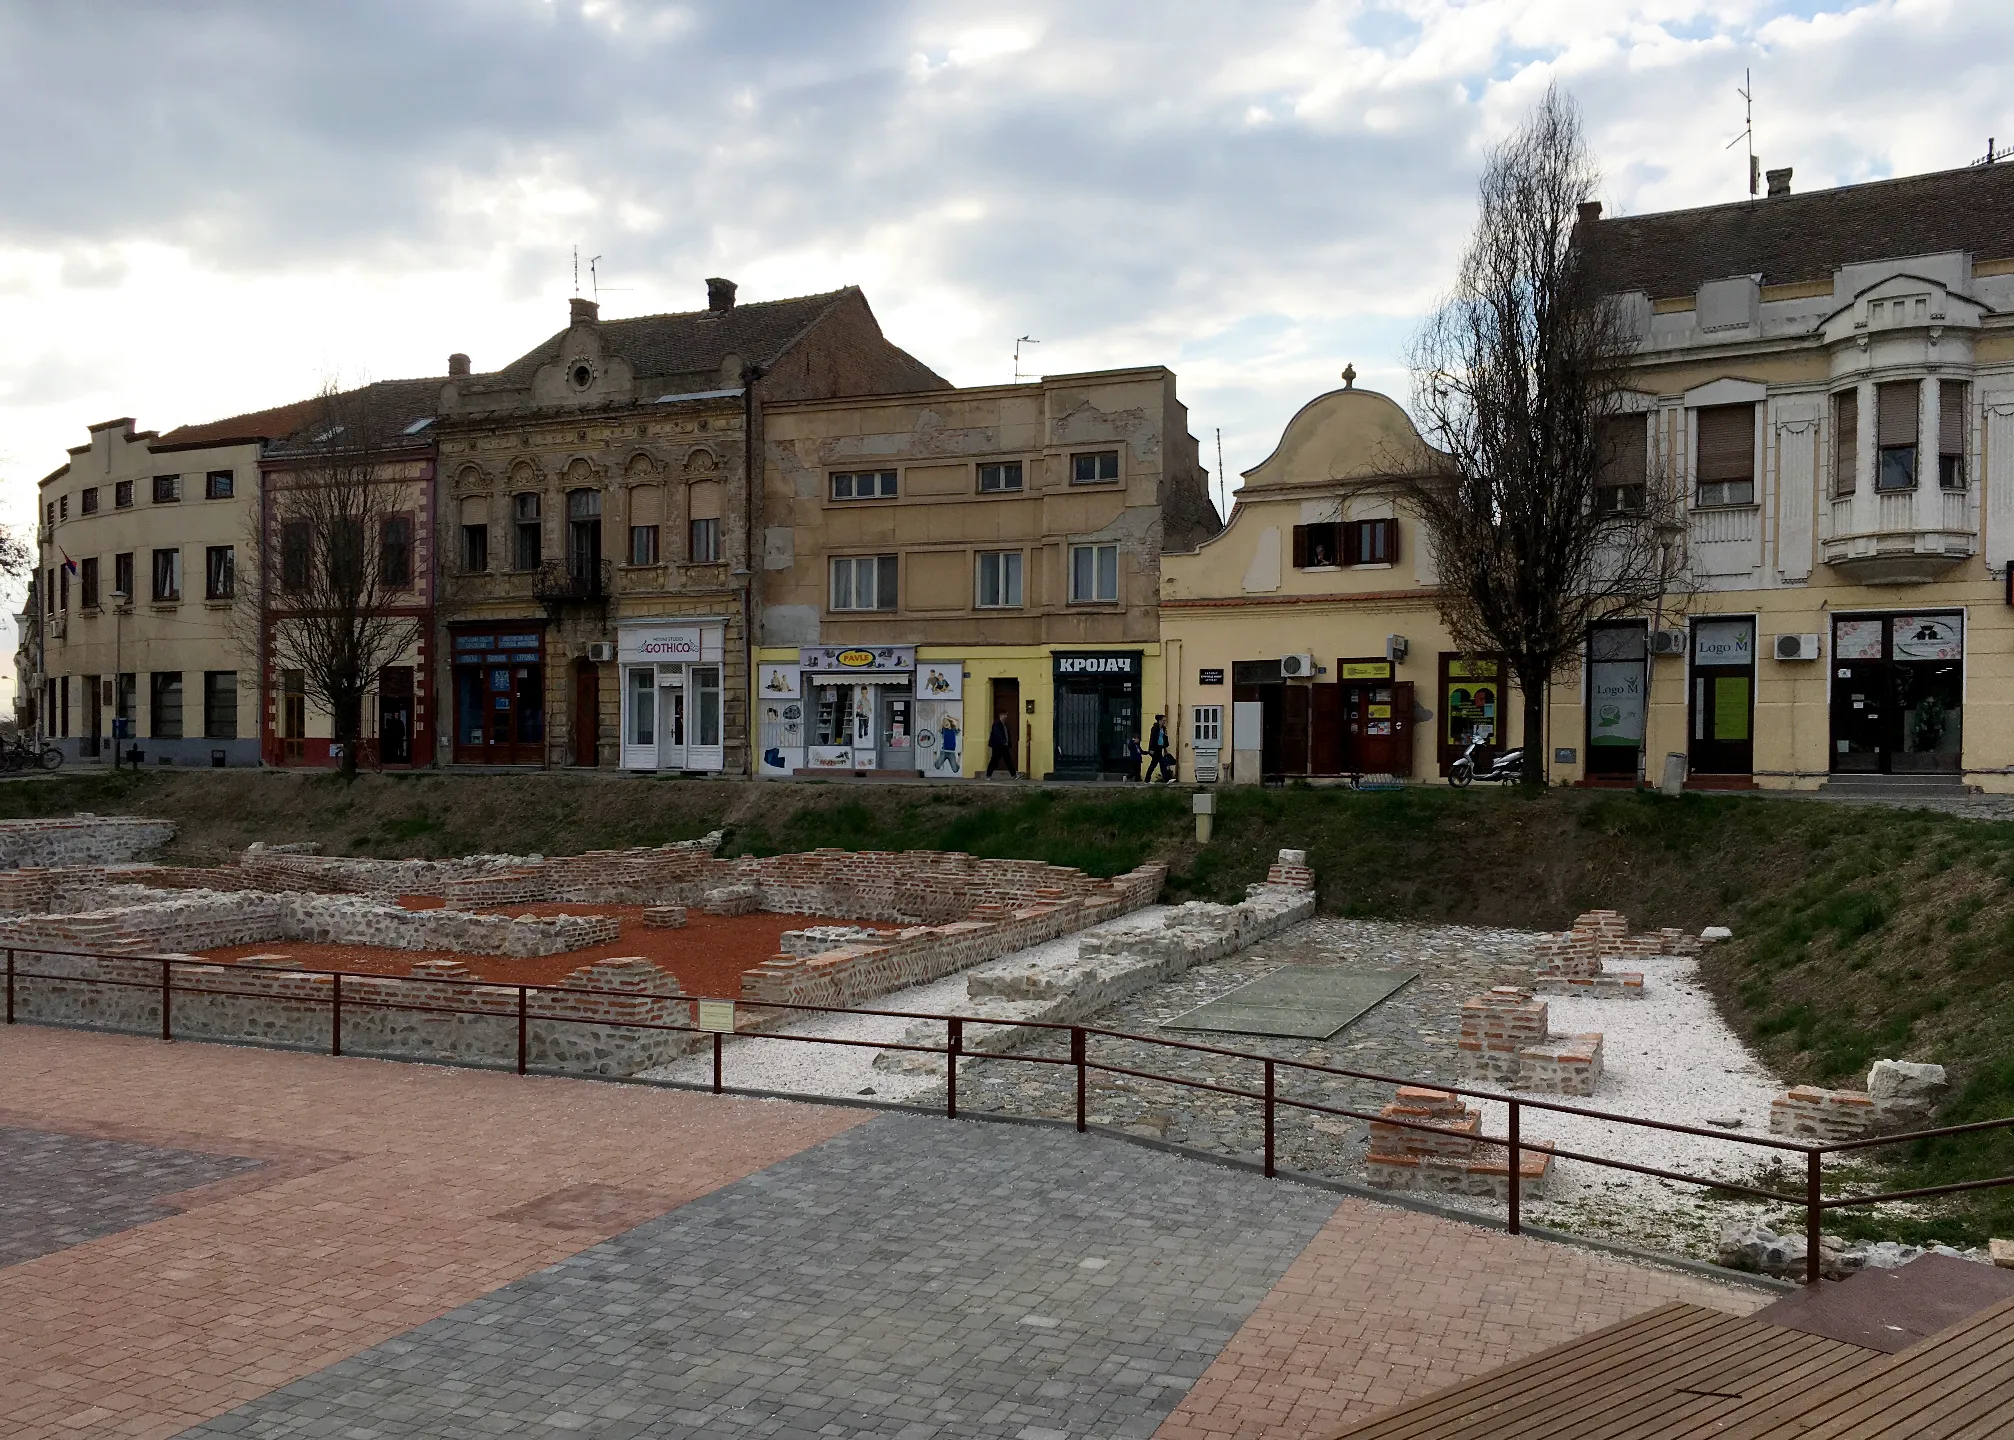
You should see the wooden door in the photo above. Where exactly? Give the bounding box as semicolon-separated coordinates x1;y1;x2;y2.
1279;685;1311;774
990;678;1020;772
573;660;600;767
1310;684;1342;774
1357;680;1415;775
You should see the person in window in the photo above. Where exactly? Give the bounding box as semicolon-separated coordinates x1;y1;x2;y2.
1310;538;1333;567
986;712;1014;778
1148;713;1174;782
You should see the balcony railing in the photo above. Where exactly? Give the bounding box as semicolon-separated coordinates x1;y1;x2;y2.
532;558;613;616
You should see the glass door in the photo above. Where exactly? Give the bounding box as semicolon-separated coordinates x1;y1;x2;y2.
659;670;688;769
1586;625;1648;776
1689;618;1755;775
878;688;913;770
624;665;657;770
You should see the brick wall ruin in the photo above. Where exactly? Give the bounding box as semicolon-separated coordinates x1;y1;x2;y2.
0;816;175;868
1457;986;1604;1096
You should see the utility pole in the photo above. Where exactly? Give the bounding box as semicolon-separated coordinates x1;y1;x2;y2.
1727;68;1758;197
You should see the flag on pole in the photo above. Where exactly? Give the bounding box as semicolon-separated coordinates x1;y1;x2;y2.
60;549;78;576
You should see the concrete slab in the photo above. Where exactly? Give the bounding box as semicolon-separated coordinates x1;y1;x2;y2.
1162;965;1419;1039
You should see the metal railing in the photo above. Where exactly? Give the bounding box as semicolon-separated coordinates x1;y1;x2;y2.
8;945;2014;1285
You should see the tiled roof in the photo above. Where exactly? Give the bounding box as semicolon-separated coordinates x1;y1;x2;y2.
262;377;447;457
1583;161;2014;299
154;396;329;449
469;288;863;394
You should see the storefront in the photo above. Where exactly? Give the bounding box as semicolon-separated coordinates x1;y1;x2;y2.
754;648;966;777
1585;627;1648;778
1053;651;1142;778
618;620;726;772
1831;612;1963;775
1689;616;1756;776
451;624;547;765
1336;658;1413;777
1437;653;1504;777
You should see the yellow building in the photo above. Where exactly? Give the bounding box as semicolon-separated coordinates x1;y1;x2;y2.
755;368;1218;779
1159;380;1522;784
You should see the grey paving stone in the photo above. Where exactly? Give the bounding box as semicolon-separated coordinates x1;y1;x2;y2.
0;1123;263;1268
178;1113;1337;1439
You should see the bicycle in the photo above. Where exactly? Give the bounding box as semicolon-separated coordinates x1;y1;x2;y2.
1;736;65;772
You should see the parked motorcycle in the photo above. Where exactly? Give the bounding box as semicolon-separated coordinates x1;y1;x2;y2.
1448;736;1521;787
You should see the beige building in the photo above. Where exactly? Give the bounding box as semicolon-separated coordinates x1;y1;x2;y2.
1158;381;1512;784
756;367;1218;779
32;403;312;766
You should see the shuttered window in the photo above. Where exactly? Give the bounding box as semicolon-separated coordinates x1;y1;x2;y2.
1597;415;1648;513
1695;405;1755;506
1939;381;1968;489
1831;391;1858;498
1876;382;1918;491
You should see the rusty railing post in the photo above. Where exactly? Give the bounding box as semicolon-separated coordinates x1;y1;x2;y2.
517;987;529;1075
947;1017;963;1119
1806;1149;1823;1286
330;971;343;1056
160;957;172;1042
712;1030;723;1094
5;948;13;1024
1072;1026;1087;1133
1507;1099;1521;1235
1263;1059;1276;1178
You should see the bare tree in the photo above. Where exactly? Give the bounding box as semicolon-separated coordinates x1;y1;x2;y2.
250;383;421;781
1395;85;1689;787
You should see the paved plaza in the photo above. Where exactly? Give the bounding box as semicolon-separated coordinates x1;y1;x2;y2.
2;1026;1768;1440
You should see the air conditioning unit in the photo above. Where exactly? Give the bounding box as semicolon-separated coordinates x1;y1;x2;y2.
585;641;615;663
1774;633;1821;662
1280;653;1317;679
1650;628;1687;657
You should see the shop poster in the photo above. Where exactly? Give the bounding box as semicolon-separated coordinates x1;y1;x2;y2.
1588;663;1645;747
917;659;963;700
758;696;805;777
913;700;965;776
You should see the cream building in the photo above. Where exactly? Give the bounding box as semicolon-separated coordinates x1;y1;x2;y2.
757;368;1218;779
32;403;311;766
1158;380;1516;784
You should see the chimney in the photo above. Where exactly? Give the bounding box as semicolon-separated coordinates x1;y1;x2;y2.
447;353;471;378
706;277;737;312
1577;200;1603;225
570;296;600;325
1766;167;1793;198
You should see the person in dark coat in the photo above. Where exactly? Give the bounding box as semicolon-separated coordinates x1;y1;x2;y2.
1148;713;1174;782
986;713;1015;777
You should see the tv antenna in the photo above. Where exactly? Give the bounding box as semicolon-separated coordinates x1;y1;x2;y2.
1215;427;1227;518
572;245;580;296
1971;135;2009;166
1013;336;1040;384
1726;68;1759;197
587;255;631;304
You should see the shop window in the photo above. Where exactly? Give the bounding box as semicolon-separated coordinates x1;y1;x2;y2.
205;546;234;600
689;516;720;563
280;522;310;591
831;554;898;611
114;480;134;509
1832;390;1858;497
1939;381;1968;489
151;548;181;602
113;552;133;601
80;557;99;609
1071;451;1120;484
979;461;1023;493
1344;518;1397;565
628;667;655;746
203;672;238;739
831;469;897;500
380;515;413;589
1695;404;1755;507
693;667;722;747
976;550;1023;608
1292;523;1341;568
152;474;181;503
81;487;99;515
513;492;543;570
1596;415;1647;513
1875;382;1918;492
205;469;235;500
1069;543;1118;603
150;671;184;738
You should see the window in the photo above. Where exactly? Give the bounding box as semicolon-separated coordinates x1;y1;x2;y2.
80;557;99;609
59;564;69;611
830;554;898;610
1596;415;1648;513
81;487;98;515
46;501;55;529
1069;543;1118;603
43;567;54;614
689;517;720;563
1344;518;1398;565
113;552;133;601
627;484;662;565
687;479;722;561
280;521;311;591
114;480;133;509
116;672;135;725
1695;404;1756;507
1832;390;1859;498
830;469;897;500
566;489;601;580
205;469;234;500
630;525;659;565
58;494;69;520
150;548;181;602
1940;381;1968;489
1193;705;1223;747
380;515;413;589
1876;382;1919;492
1071;451;1120;484
152;474;180;503
462;522;489;573
203;672;237;739
512;492;542;570
1292;523;1341;568
629;666;655;746
979;461;1023;493
282;670;306;745
977;550;1023;607
149;671;184;739
205;546;234;601
329;517;365;594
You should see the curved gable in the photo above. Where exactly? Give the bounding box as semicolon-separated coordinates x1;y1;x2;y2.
1241;387;1440;488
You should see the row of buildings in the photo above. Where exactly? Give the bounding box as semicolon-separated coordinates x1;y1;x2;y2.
22;160;2014;791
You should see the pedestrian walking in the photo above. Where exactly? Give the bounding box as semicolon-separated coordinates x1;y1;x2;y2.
1148;713;1175;782
986;713;1015;777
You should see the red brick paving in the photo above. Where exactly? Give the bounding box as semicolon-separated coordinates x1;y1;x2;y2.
0;1025;865;1440
1150;1196;1772;1440
200;905;882;994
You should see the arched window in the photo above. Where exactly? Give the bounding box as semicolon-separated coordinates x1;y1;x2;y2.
459;494;489;573
512;492;542;571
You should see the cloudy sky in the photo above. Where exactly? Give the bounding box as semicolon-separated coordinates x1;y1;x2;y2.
2;0;2008;680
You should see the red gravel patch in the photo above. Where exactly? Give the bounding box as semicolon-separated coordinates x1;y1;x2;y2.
199;906;882;997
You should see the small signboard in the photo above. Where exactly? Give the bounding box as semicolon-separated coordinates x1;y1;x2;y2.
1198;668;1225;685
696;999;736;1033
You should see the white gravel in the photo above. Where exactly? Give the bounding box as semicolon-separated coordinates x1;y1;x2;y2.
642;906;1174;1103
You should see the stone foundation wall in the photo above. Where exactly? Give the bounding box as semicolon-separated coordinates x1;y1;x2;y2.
1364;1086;1551;1201
1456;986;1605;1095
0;816;175;869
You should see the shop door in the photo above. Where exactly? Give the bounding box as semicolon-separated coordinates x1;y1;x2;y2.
1310;685;1342;774
1277;686;1311;774
1831;614;1964;775
1689;619;1755;775
990;678;1021;772
661;676;688;768
573;660;600;767
1103;687;1139;772
379;666;413;766
1055;684;1103;773
1586;626;1647;777
1829;649;1894;774
878;690;914;770
1350;682;1415;775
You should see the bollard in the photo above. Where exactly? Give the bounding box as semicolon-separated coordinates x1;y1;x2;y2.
1193;789;1216;844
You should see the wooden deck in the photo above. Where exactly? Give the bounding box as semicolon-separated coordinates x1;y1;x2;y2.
1329;1291;2014;1439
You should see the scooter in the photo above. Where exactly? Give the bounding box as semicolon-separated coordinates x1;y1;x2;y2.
1449;736;1522;787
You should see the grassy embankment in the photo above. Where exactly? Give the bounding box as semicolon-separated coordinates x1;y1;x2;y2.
8;768;2014;1237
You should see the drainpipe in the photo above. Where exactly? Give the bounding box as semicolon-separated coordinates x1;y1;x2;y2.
738;364;767;778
